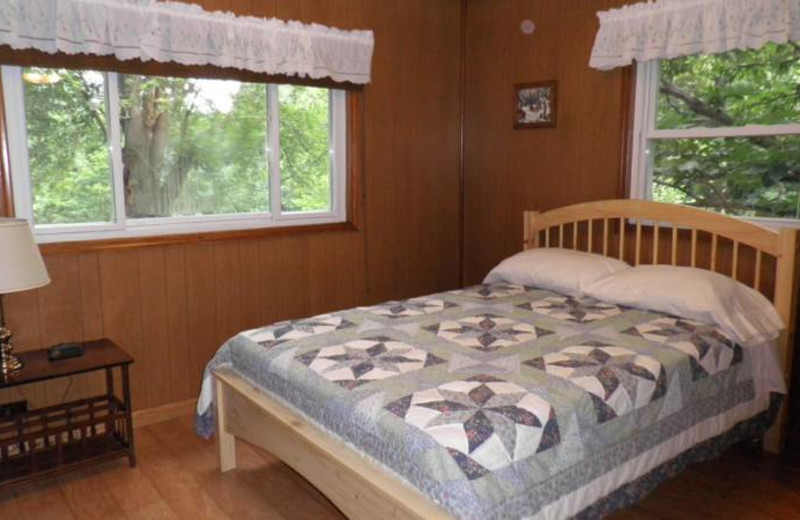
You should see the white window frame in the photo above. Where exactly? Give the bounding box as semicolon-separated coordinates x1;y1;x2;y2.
630;59;800;229
1;66;348;243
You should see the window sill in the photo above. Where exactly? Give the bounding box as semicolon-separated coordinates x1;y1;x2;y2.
38;221;360;256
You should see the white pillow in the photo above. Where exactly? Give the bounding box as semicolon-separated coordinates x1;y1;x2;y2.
483;248;630;298
583;265;784;346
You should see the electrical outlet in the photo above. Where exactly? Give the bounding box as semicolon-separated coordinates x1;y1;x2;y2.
0;400;28;419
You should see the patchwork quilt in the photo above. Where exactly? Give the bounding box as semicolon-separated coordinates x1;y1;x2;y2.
195;283;774;520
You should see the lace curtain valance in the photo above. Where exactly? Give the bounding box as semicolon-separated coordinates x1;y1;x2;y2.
590;0;800;71
0;0;375;84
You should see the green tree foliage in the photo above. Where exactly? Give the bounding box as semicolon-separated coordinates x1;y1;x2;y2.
24;69;113;225
652;42;800;219
22;68;332;224
279;85;332;212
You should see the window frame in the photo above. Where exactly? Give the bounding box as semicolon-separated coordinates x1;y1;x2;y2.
1;65;350;243
630;59;800;229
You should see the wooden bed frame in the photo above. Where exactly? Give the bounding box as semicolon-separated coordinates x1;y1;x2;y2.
213;200;799;519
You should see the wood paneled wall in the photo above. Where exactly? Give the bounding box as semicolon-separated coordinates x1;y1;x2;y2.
463;0;633;283
2;0;463;412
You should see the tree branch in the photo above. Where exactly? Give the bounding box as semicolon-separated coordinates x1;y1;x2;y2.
659;81;734;126
77;77;107;138
653;178;699;201
700;179;734;214
659;79;778;149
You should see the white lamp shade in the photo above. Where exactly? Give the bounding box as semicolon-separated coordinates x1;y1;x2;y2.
0;219;50;293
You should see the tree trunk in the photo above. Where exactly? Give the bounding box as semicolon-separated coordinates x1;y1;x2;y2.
121;78;192;218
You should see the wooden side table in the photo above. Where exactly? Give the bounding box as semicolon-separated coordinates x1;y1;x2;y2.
0;339;135;489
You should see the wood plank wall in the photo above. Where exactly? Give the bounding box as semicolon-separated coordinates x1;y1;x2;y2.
463;0;633;283
1;0;463;413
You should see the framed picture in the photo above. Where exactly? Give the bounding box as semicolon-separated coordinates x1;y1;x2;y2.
513;81;557;129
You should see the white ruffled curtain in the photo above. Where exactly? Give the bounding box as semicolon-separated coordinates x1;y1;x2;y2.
590;0;800;71
0;0;375;84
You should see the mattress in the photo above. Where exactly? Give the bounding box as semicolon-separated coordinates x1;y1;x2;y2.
196;283;784;519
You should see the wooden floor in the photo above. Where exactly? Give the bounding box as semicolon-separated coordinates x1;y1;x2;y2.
0;417;799;519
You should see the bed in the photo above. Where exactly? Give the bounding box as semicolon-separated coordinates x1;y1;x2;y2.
195;199;799;520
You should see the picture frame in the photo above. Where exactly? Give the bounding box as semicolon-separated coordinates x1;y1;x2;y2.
513;81;557;129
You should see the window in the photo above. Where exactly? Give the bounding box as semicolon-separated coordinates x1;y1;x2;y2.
1;66;348;242
630;42;800;226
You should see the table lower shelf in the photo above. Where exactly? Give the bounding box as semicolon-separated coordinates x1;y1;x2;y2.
0;434;132;488
0;394;134;488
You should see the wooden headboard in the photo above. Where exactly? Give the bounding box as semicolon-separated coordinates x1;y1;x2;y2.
523;199;800;452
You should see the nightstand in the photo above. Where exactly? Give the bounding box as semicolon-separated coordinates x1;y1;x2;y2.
0;339;135;489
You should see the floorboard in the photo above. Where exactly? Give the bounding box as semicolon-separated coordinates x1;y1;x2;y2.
0;418;797;519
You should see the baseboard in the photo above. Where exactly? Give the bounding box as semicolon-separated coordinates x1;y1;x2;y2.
132;398;196;429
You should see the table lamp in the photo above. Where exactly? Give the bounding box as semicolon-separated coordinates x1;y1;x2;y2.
0;219;50;374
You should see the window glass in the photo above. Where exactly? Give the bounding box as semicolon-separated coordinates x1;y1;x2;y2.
278;85;332;213
23;67;114;225
3;65;347;242
118;75;269;218
656;43;800;130
651;136;800;219
656;43;800;129
633;42;800;222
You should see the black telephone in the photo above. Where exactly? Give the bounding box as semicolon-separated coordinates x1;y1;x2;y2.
48;342;84;361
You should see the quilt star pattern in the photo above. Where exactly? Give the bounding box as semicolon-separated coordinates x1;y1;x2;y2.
244;315;355;348
385;374;561;480
453;283;527;300
424;313;552;351
525;342;667;423
517;295;623;322
363;297;458;318
296;335;445;390
622;317;743;380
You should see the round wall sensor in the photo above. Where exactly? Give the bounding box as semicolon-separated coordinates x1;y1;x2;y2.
520;19;535;35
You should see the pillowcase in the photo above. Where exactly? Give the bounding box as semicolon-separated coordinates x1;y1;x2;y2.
483;248;630;298
583;265;784;346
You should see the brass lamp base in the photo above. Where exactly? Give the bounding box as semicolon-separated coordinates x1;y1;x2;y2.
0;294;24;375
0;352;23;374
0;326;22;376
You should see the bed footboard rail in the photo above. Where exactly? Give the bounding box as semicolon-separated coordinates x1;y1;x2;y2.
213;367;454;520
